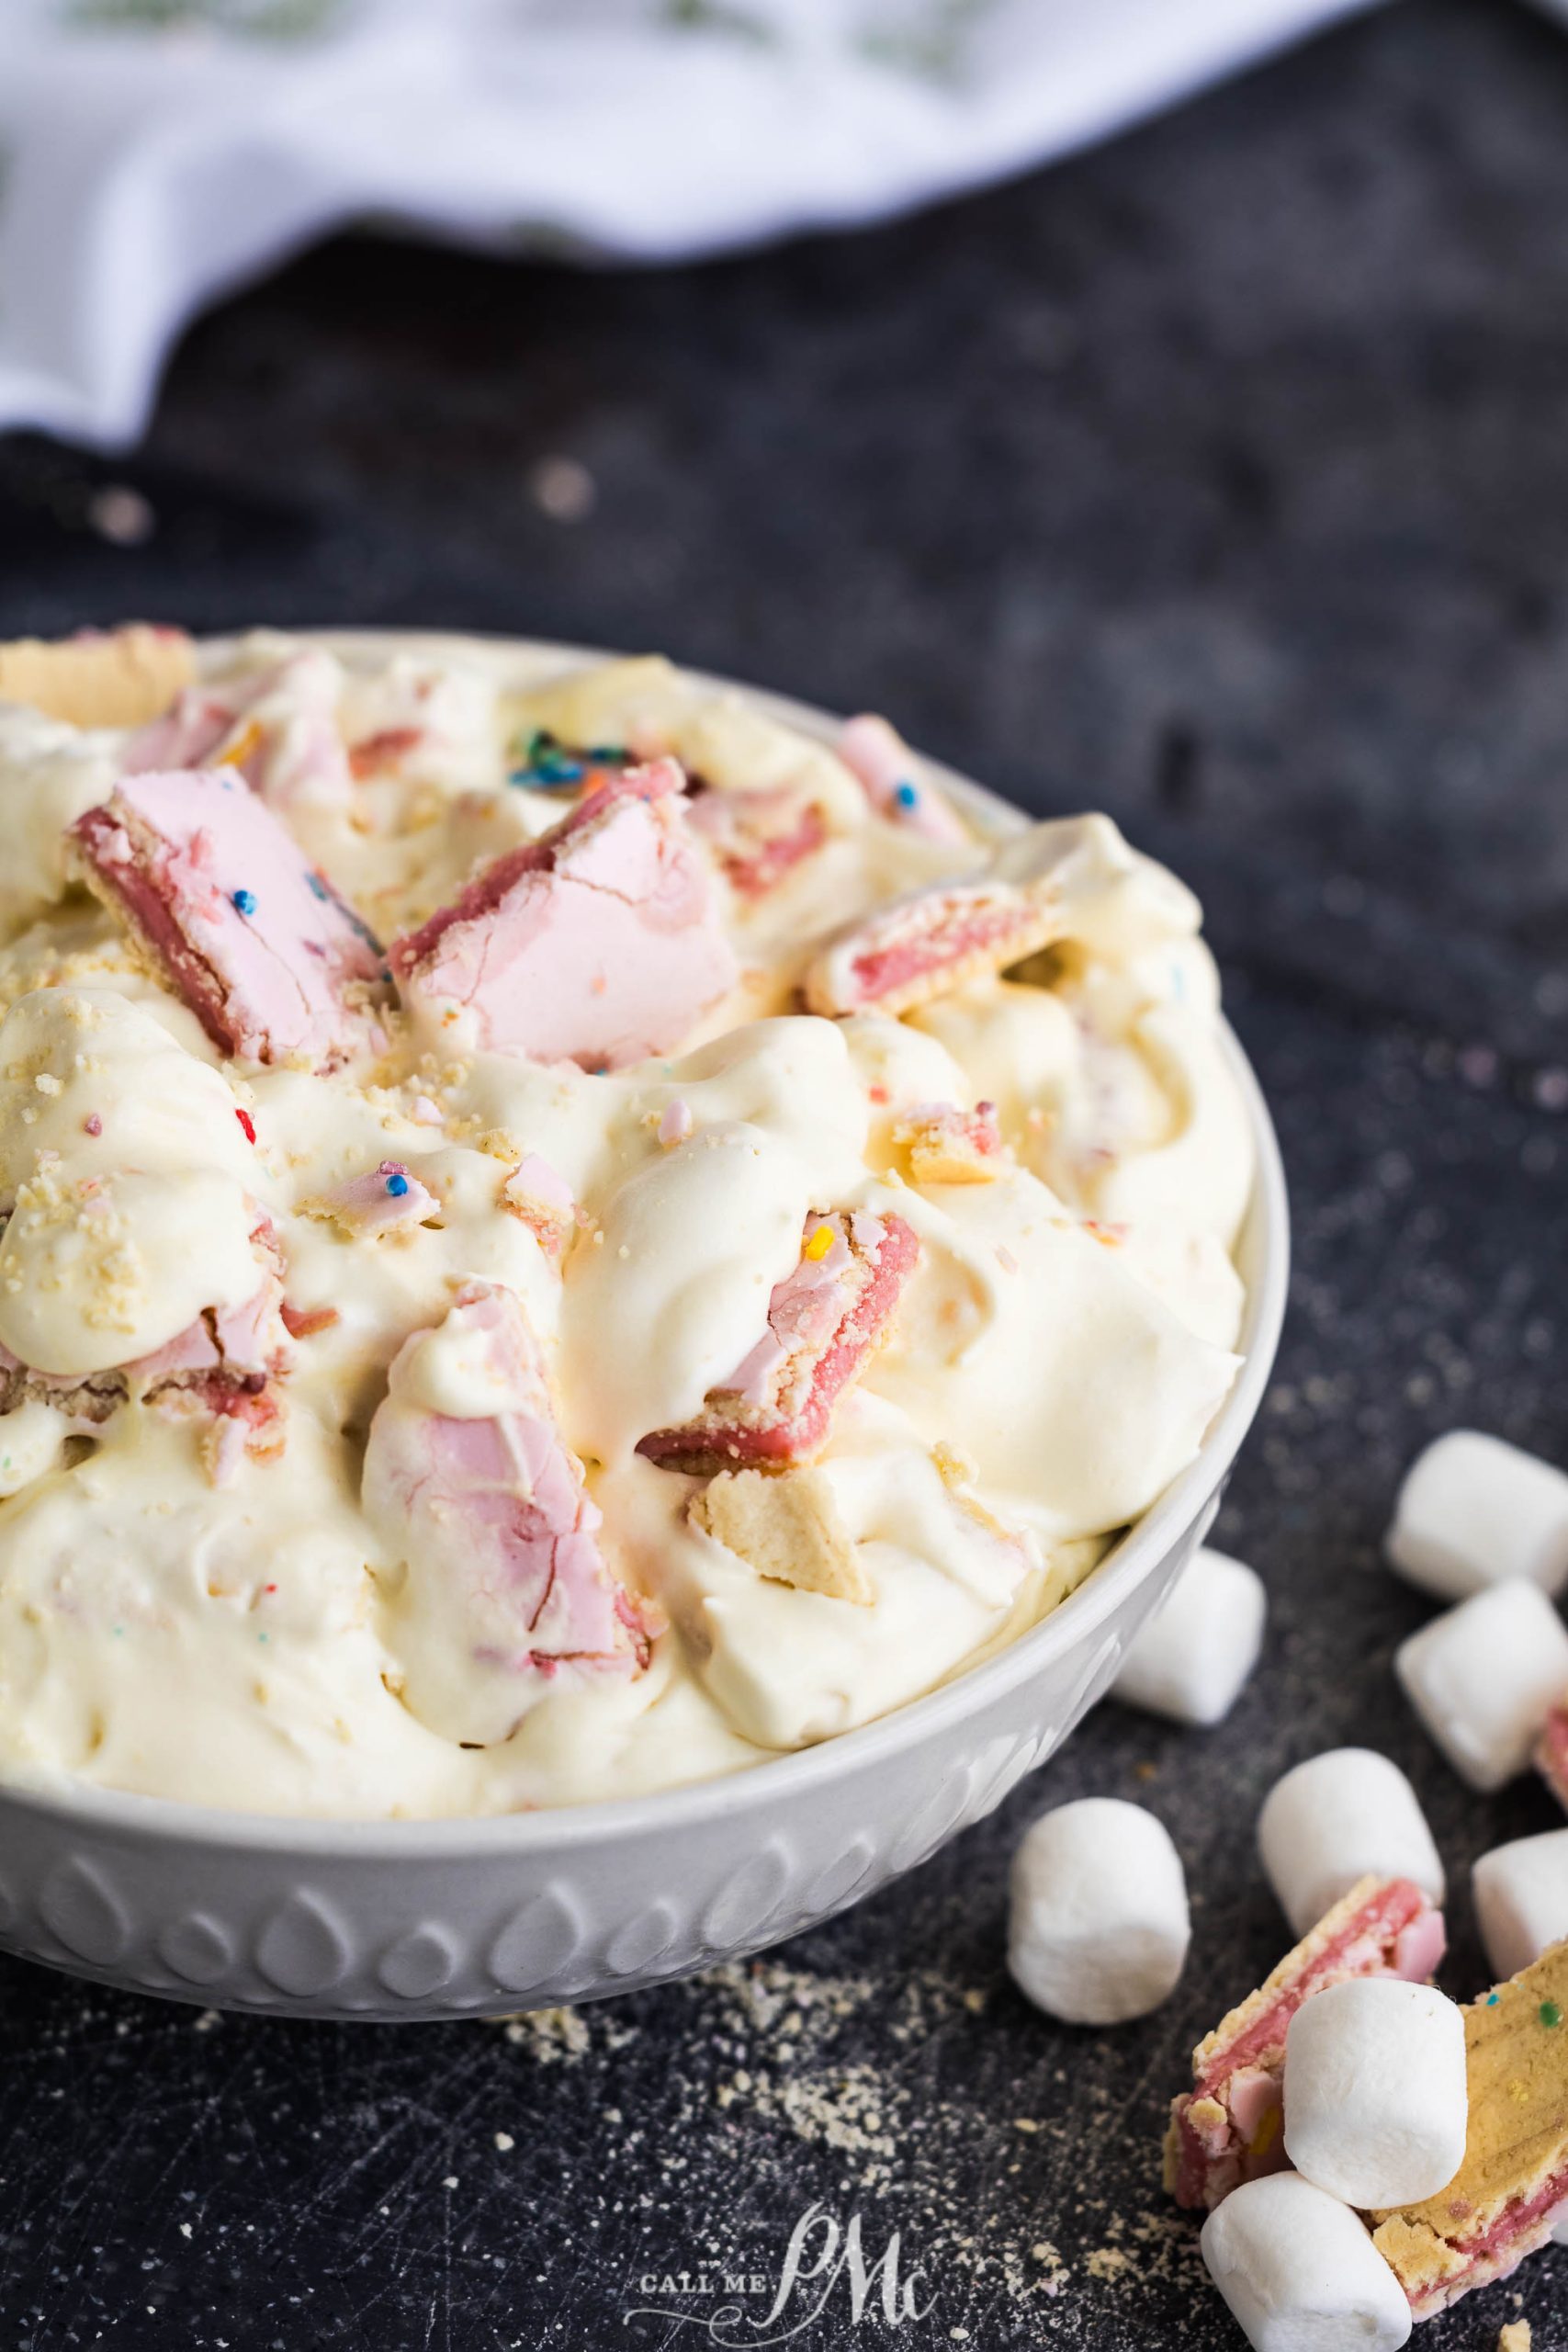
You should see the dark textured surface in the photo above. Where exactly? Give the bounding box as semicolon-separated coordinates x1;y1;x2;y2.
2;1;1568;2344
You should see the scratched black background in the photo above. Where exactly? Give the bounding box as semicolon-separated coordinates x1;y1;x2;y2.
3;1;1568;2344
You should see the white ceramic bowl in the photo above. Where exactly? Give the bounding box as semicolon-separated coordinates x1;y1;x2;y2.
0;636;1289;2021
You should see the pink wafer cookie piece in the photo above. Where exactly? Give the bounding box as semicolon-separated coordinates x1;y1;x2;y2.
637;1208;919;1473
123;644;352;808
0;1211;292;1474
500;1154;576;1263
685;783;829;897
389;758;737;1069
1165;1874;1447;2214
1538;1700;1568;1813
836;714;970;845
363;1281;649;1709
804;878;1059;1018
72;768;386;1069
312;1159;437;1237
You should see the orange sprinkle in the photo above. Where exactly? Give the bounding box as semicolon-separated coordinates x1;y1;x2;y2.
218;717;264;771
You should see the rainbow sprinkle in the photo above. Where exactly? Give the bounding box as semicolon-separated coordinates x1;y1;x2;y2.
803;1223;835;1262
385;1170;410;1199
231;888;257;916
1541;2001;1562;2029
510;729;588;789
235;1107;256;1145
894;780;920;810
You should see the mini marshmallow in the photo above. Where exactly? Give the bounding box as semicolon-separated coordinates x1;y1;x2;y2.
1258;1748;1446;1939
1394;1579;1568;1792
1008;1797;1190;2026
1282;1976;1468;2208
1473;1828;1568;1982
1110;1544;1267;1725
1386;1429;1568;1602
1201;2172;1412;2352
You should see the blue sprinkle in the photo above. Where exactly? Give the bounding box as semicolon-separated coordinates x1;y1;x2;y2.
385;1171;410;1198
306;873;330;901
231;888;257;917
893;780;920;810
1487;1992;1501;2005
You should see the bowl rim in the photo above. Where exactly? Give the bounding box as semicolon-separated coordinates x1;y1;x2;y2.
0;630;1290;1859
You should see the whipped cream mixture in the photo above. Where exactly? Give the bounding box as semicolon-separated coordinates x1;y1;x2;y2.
0;631;1253;1816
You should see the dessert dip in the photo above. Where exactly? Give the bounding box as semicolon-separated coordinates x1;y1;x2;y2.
0;628;1253;1817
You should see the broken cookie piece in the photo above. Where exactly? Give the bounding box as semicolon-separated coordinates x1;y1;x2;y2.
638;1208;919;1474
1165;1875;1447;2213
1371;1939;1568;2317
124;642;354;809
500;1154;576;1263
0;625;194;729
692;1465;872;1605
71;768;387;1069
363;1280;650;1745
685;782;829;899
303;1159;439;1238
836;713;971;846
0;1208;291;1480
894;1100;1008;1184
806;812;1199;1018
806;877;1060;1020
389;758;738;1069
1538;1700;1568;1816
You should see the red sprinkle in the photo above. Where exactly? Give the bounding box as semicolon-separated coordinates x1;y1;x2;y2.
84;1114;103;1136
235;1108;256;1145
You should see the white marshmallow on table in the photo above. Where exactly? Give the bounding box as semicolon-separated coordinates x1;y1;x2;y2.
1200;2172;1412;2352
1473;1827;1568;1981
1257;1747;1446;1938
1109;1544;1267;1725
1281;1976;1468;2208
1007;1797;1189;2026
1386;1429;1568;1601
1393;1578;1568;1791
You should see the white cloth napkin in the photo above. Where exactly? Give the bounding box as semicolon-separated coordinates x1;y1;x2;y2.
0;0;1385;449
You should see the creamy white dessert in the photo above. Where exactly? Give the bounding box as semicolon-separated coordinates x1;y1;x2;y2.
0;628;1253;1817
